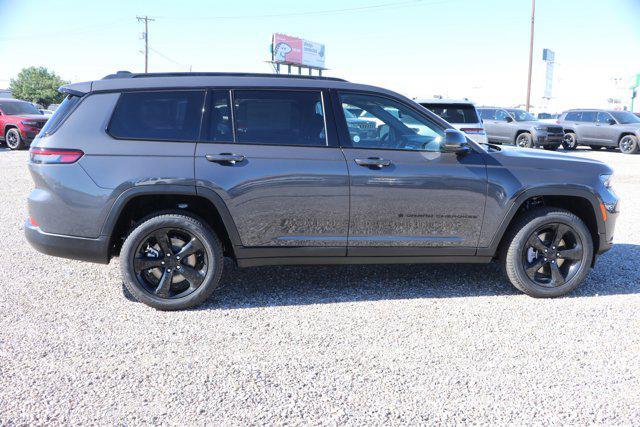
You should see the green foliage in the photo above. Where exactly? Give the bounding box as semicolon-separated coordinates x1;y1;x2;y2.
9;67;69;107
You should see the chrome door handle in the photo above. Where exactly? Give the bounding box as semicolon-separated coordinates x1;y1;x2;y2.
354;157;391;168
205;153;245;164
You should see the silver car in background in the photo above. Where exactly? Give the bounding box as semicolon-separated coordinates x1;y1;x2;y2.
477;107;564;150
557;109;640;154
416;98;488;144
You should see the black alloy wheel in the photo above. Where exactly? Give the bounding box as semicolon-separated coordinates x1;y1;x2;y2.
562;133;577;150
522;223;584;288
134;228;208;299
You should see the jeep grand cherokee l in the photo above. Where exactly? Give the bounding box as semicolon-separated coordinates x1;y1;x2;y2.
558;109;640;154
478;107;564;150
0;99;49;150
25;72;619;310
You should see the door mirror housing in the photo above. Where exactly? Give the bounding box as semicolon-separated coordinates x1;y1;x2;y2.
442;129;470;154
608;118;617;125
505;116;514;123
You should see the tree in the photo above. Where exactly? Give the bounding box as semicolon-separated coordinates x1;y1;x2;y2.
9;67;69;107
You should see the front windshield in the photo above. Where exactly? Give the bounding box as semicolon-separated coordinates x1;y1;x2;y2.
0;101;41;115
611;111;640;124
507;109;536;121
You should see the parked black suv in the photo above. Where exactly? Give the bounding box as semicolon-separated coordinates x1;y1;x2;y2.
25;72;619;310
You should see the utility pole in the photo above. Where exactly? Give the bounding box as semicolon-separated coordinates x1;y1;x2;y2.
136;16;155;73
525;0;535;112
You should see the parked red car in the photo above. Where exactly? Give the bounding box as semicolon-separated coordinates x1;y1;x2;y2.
0;99;49;150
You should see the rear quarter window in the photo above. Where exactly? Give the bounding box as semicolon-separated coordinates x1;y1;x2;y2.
108;90;205;142
39;95;82;136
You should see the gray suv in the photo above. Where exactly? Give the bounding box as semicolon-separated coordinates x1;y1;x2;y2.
478;107;565;150
25;72;619;310
558;109;640;154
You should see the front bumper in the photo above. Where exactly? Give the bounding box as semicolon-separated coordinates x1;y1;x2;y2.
535;132;564;146
597;198;619;255
25;220;110;264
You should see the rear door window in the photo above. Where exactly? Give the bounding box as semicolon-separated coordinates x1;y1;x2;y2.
233;90;327;146
580;111;597;122
421;103;479;124
478;109;496;120
108;90;205;141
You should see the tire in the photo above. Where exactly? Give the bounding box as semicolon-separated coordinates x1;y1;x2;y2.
618;135;639;154
501;207;593;298
543;144;560;151
562;132;578;150
515;132;534;148
590;145;603;150
120;212;224;310
5;128;24;150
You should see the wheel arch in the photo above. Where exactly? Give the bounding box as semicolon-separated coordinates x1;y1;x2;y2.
3;124;19;136
618;132;637;143
514;129;531;143
480;186;604;261
103;186;242;260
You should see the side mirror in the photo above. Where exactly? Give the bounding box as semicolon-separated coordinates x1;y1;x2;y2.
442;129;470;154
608;118;616;125
505;116;514;123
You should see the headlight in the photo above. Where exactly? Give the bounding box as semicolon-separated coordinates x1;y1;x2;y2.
600;173;614;189
534;126;547;131
21;121;38;126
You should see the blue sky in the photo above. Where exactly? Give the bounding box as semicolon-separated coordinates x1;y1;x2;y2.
1;0;639;111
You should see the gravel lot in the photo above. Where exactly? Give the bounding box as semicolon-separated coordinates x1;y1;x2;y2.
1;147;639;425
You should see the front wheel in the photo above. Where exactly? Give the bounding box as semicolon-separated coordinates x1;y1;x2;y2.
502;208;593;298
120;212;224;310
619;135;639;154
515;132;534;148
562;132;578;150
5;128;24;150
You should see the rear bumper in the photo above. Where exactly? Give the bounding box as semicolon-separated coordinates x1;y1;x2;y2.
25;220;110;264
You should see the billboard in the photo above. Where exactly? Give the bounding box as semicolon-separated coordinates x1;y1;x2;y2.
542;48;555;99
272;33;326;69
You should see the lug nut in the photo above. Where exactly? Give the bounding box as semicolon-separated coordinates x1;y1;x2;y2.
557;253;560;257
176;256;180;260
161;261;165;265
544;258;548;261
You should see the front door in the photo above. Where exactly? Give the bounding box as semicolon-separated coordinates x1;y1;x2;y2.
595;111;618;145
334;91;487;256
195;89;349;256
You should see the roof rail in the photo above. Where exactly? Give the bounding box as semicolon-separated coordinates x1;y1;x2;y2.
102;71;346;82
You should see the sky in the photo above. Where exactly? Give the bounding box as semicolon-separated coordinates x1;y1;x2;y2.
1;0;639;112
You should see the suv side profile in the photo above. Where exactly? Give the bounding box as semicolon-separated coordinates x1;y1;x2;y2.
558;109;640;154
0;99;49;150
26;72;619;310
477;107;564;150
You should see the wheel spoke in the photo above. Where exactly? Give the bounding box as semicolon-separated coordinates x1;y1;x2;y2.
154;231;173;256
154;268;174;297
549;262;565;286
551;224;570;248
558;246;582;260
178;265;204;289
525;257;545;278
527;234;547;252
134;256;164;271
176;238;203;259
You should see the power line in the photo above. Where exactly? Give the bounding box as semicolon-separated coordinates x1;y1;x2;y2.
148;46;191;71
137;16;155;73
153;0;457;20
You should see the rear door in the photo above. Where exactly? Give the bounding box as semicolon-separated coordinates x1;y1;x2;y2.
334;91;487;256
194;88;349;256
577;111;597;142
478;108;500;142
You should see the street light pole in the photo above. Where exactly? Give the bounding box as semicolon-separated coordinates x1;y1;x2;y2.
525;0;535;112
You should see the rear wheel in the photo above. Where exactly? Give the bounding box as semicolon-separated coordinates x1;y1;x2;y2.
120;212;223;310
619;135;639;154
516;132;534;148
502;208;593;298
590;145;603;150
562;132;578;150
5;128;24;150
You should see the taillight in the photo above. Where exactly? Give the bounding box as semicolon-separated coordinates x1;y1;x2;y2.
29;147;84;164
460;128;486;135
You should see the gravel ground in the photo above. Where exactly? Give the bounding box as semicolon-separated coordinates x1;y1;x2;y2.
1;147;639;425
